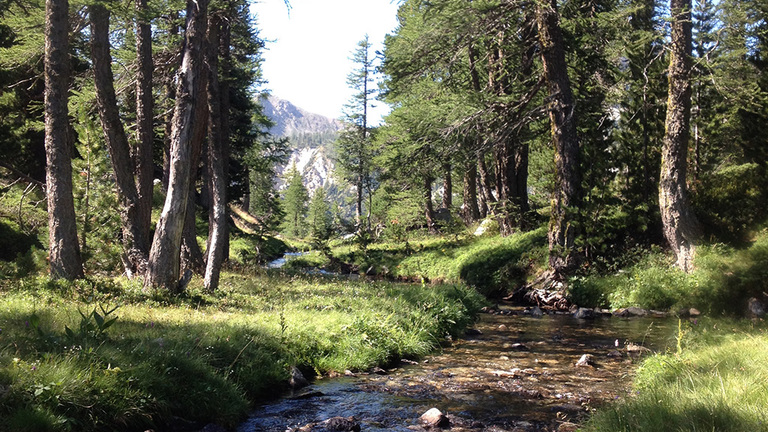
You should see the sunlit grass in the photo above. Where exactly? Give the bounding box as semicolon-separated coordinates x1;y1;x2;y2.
0;272;485;431
583;321;768;431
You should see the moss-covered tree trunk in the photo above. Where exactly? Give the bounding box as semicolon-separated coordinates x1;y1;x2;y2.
536;0;582;274
44;0;84;280
659;0;701;273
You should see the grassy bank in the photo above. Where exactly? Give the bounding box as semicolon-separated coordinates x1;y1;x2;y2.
0;272;485;431
583;320;768;431
327;227;548;296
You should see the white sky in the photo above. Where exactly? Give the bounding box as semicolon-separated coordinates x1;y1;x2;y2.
251;0;400;123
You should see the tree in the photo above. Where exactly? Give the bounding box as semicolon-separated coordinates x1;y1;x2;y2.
536;0;582;274
145;0;209;292
90;2;150;276
308;186;332;244
203;11;226;292
659;0;701;272
281;163;308;238
43;0;84;279
336;35;376;230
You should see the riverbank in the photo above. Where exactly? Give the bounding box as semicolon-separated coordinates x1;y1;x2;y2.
0;272;485;431
582;318;768;431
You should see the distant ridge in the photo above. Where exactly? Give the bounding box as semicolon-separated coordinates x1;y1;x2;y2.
261;95;344;138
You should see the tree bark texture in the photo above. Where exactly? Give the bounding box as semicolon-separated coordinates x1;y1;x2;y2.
145;0;209;292
218;14;232;260
477;152;495;218
135;0;154;252
90;4;149;276
204;14;227;292
659;0;701;272
44;0;84;280
536;0;582;273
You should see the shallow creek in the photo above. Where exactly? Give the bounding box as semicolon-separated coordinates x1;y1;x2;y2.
238;305;677;432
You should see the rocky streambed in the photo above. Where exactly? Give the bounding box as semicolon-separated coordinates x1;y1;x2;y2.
238;305;678;432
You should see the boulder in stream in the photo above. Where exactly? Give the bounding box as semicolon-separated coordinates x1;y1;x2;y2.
575;354;594;367
321;416;361;432
420;408;450;428
573;307;597;320
290;366;310;389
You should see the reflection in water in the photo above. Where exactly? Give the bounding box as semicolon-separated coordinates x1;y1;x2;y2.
239;306;677;431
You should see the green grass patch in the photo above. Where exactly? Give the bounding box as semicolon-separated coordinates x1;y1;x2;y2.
330;228;548;296
583;320;768;431
0;273;485;431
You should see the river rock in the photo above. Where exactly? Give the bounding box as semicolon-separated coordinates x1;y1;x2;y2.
573;307;597;320
290;366;309;389
575;354;594;367
498;324;508;331
321;416;361;432
531;306;544;318
626;343;651;356
420;408;450;428
466;328;483;336
748;297;766;317
613;307;648;317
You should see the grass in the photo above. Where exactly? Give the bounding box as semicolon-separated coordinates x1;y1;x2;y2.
329;227;548;296
583;319;768;431
0;272;485;431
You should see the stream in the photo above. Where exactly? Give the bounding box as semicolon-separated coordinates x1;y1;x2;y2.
238;302;678;432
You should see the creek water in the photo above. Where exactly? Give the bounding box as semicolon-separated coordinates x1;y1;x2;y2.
238;303;678;432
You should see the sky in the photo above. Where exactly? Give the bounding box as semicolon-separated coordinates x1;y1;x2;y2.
250;0;401;123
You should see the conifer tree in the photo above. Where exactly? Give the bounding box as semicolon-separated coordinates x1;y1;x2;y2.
281;163;309;238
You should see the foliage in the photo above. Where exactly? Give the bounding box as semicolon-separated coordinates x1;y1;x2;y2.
280;163;309;238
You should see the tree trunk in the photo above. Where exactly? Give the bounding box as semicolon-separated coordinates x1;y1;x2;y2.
204;14;227;292
44;0;84;280
145;0;209;292
536;0;582;274
442;162;452;209
461;159;481;223
514;142;530;216
659;0;701;272
135;0;154;253
218;14;231;261
90;4;149;276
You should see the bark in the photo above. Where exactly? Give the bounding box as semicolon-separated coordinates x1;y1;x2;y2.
441;163;452;209
181;193;205;274
659;0;701;272
218;16;231;260
44;0;84;280
145;0;209;292
90;4;149;276
477;152;495;217
461;160;481;223
536;0;582;273
135;0;154;251
162;11;180;192
204;14;227;292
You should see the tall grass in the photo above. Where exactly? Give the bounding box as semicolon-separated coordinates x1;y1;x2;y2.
583;321;768;431
0;272;485;431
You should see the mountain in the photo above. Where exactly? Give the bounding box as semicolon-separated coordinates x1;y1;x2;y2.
261;96;350;207
261;95;344;139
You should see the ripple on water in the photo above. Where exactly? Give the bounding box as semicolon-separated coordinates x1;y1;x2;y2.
239;306;678;432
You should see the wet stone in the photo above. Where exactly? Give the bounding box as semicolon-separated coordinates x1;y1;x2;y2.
420;407;450;428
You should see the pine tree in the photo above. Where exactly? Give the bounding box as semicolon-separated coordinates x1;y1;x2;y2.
281;163;309;238
308;186;332;244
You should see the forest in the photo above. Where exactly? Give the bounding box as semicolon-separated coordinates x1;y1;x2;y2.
0;0;767;430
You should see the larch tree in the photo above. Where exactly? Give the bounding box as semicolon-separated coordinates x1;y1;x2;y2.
337;35;376;231
44;0;84;280
535;0;582;274
145;0;209;292
90;2;151;276
204;11;227;292
659;0;702;272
